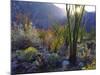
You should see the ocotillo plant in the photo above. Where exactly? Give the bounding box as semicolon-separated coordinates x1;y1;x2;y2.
65;4;85;65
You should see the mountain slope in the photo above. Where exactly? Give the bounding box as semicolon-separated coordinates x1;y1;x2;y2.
11;1;96;31
11;1;66;29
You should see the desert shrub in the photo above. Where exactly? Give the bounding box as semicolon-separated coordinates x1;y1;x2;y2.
11;28;33;51
24;47;38;61
13;47;38;62
27;28;41;46
13;50;26;63
12;36;33;51
50;36;64;53
47;53;61;68
50;24;65;53
15;50;24;56
38;30;46;41
82;58;96;70
11;26;41;51
48;53;59;61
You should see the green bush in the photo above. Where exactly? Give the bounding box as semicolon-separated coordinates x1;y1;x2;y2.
82;59;96;70
15;47;38;62
48;53;60;66
24;47;38;61
24;47;38;54
15;50;25;57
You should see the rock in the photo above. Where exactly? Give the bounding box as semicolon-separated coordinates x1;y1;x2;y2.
62;59;69;70
78;62;84;67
